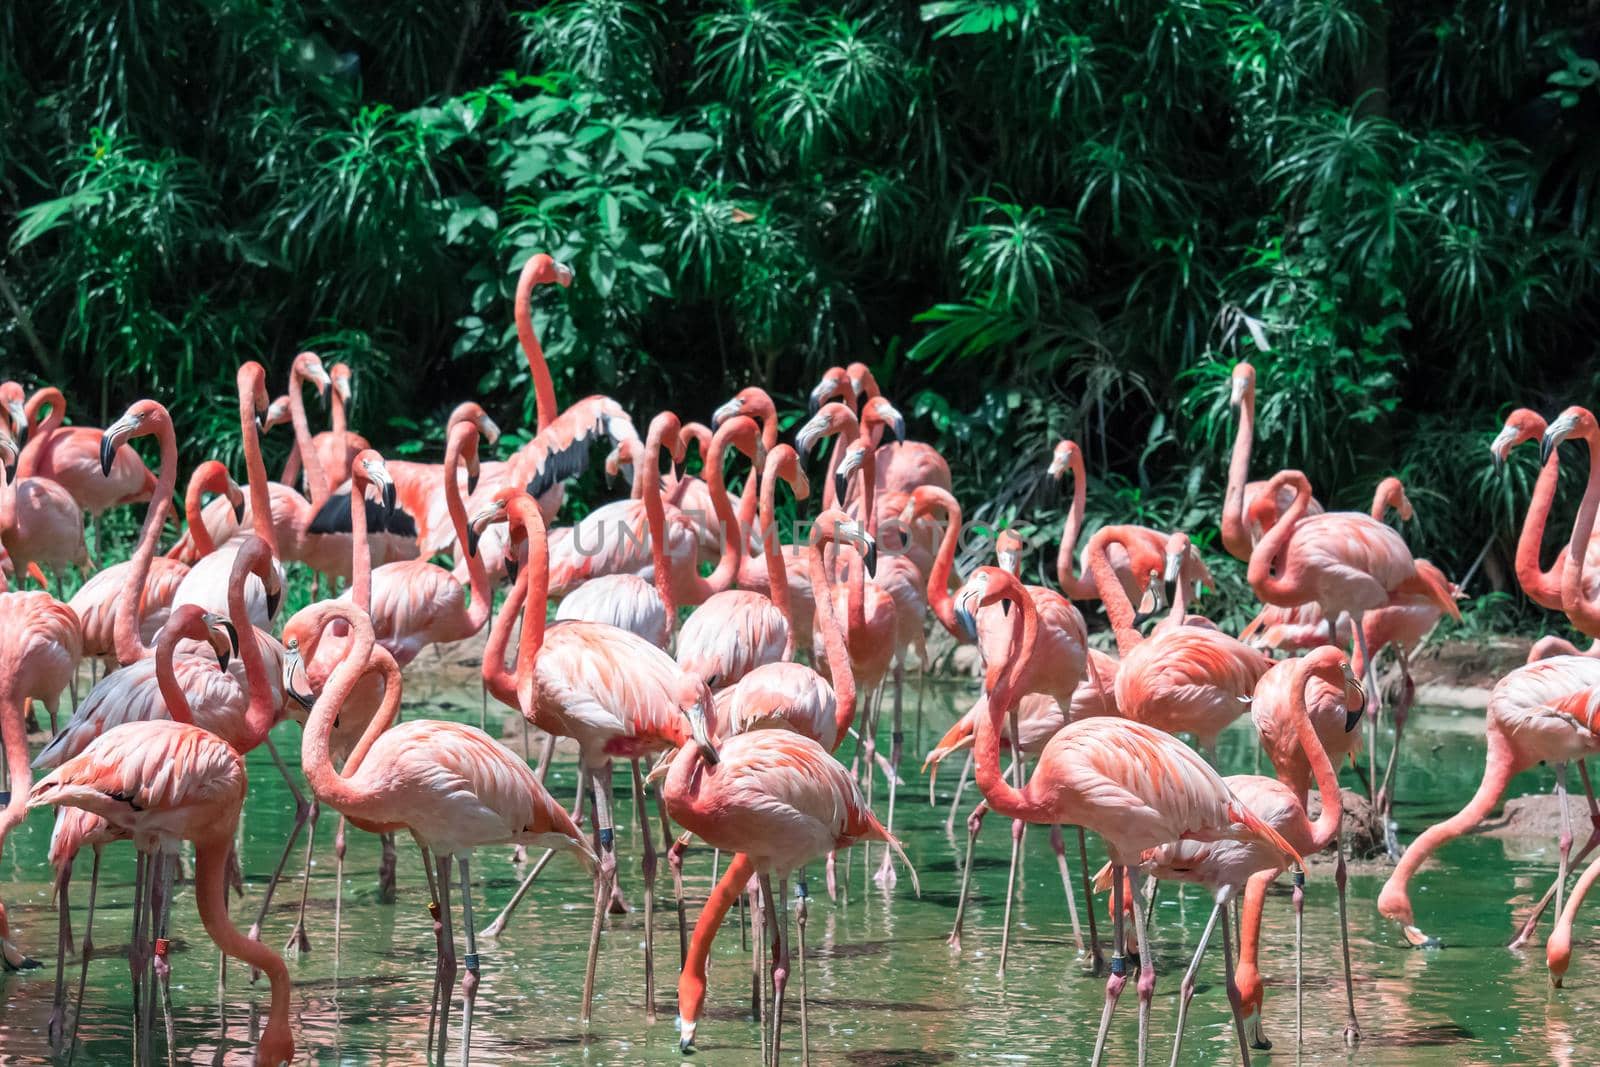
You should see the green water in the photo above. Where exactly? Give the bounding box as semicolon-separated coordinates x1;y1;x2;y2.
3;675;1598;1065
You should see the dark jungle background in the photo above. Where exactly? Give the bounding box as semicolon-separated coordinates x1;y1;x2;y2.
5;1;1600;637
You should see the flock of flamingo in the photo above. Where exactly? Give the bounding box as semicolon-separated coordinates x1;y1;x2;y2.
4;252;1600;1065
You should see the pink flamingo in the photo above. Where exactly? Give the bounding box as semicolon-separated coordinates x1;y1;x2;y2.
71;459;242;667
279;361;369;492
1220;361;1323;562
654;666;918;1063
1088;526;1270;758
165;397;294;565
1378;655;1600;946
1048;438;1170;607
953;564;1301;1067
0;582;81;969
0;427;89;597
292;599;594;1061
0;380;26;445
28;604;295;1067
470;489;711;1023
810;363;952;499
399;402;502;558
15;385;156;560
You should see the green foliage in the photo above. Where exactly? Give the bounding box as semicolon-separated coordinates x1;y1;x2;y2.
5;0;1600;624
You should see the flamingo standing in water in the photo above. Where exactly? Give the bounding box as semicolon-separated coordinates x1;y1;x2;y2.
951;565;1301;1067
653;656;918;1066
289;600;594;1062
14;384;156;561
0;580;80;970
675;506;871;1052
28;603;295;1067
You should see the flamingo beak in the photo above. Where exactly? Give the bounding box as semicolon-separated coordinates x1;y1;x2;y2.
335;376;352;406
203;612;235;673
953;589;979;643
678;1018;698;1053
477;414;501;447
1542;413;1578;465
1230;374;1248;410
1343;664;1366;732
466;463;481;497
879;402;906;443
5;400;25;446
284;640;315;711
807;380;831;415
228;478;247;523
100;413;139;477
552;261;574;287
997;549;1019;575
1163;551;1184;586
1489;426;1516;473
1047;453;1068;480
1131;576;1163;628
711;397;741;428
685;700;718;765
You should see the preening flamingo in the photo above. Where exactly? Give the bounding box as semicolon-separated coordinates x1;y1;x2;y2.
0;583;80;969
1220;361;1323;563
952;565;1301;1067
28;602;294;1067
654;679;918;1064
290;601;594;1061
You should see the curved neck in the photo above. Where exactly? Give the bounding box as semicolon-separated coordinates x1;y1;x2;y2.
193;841;292;1063
239;381;279;558
287;367;330;503
1295;668;1343;851
26;386;66;437
740;411;779;534
346;472;372;611
640;426;679;621
821;392;858;510
1087;533;1144;656
513;505;551;682
1221;383;1256;562
809;538;855;747
679;853;755;1033
1057;451;1095;598
1247;477;1312;607
229;547;277;750
758;463;794;659
184;465;224;557
115;420;179;666
446;429;491;632
1563;430;1600;635
1517;441;1566;610
700;433;746;598
973;588;1044;821
154;628;198;727
483;563;530;710
925;494;964;638
0;679;31;843
516;263;559;432
302;618;379;812
279;445;301;488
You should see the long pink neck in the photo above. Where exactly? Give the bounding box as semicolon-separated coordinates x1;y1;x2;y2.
287;365;330;503
1516;428;1565;610
1247;476;1312;607
347;468;372;611
973;585;1044;821
1087;533;1144;656
239;377;279;558
184;464;227;557
193;840;292;1063
1563;428;1600;636
516;259;559;432
809;538;855;747
1296;667;1343;851
700;428;747;599
511;498;553;726
1057;451;1095;598
0;677;31;847
740;411;778;534
15;387;66;478
639;423;678;623
445;427;491;634
822;392;858;510
115;419;179;666
483;563;530;710
925;492;964;638
302;613;379;814
679;852;754;1032
228;542;277;751
847;436;875;642
154;625;198;727
1221;382;1256;562
758;456;795;659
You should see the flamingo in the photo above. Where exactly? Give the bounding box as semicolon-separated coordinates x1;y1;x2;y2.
279;361;369;492
1220;361;1323;563
653;678;918;1065
1516;406;1600;658
0;380;26;445
0;426;89;597
71;459;242;667
470;489;712;1022
809;362;952;499
289;600;594;1061
1377;655;1600;946
14;384;156;560
1087;525;1271;757
0;582;81;969
399;402;502;558
1131;646;1361;1061
165;398;293;565
951;564;1302;1067
1048;438;1170;607
27;603;295;1067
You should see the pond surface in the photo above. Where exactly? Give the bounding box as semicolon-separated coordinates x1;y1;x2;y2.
3;666;1598;1065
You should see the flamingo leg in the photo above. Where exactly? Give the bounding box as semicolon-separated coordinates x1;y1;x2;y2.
419;842;444;1061
1336;841;1360;1045
481;766;588;939
152;855;177;1067
581;762;616;1027
435;854;458;1067
1293;867;1304;1047
1080;828;1104;975
1512;760;1600;948
1090;865;1127;1067
285;799;320;955
874;666;906;889
457;856;480;1067
378;831;398;904
669;835;690;968
1220;897;1252;1067
998;818;1025;976
766;874;791;1067
66;847;102;1067
128;850;149;1062
334;817;346;975
947;802;987;951
1375;654;1414;859
796;871;811;1067
247;740;315;961
630;759;659;1023
945;751;972;835
1168;893;1224;1067
1130;867;1157;1067
750;881;766;1064
1051;826;1087;958
49;858;72;1046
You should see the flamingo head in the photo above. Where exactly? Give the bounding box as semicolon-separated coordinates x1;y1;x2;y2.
714;386;776;430
1542;406;1596;465
261;395;292;432
767;444;807;502
101;399;169;477
604;439;636;489
1047;439;1079;481
834;442;869;503
812;508;875;578
680;682;719;766
0;425;16;471
353;449;396;516
523;253;574;288
331;362;354;405
293;351;332;399
794;401;858;459
808;366;850;414
845;361;880;401
0;381;26;447
1489;408;1546;473
995;530;1025;576
1230;361;1255;409
862;395;904;442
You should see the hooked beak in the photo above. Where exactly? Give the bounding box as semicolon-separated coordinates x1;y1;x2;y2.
1488;426;1516;473
364;458;396;518
1230;374;1248;410
504;548;521;586
100;414;138;477
686;700;718;765
466;465;481;497
5;400;25;445
1131;577;1163;628
807;380;834;415
335;376;352;406
711;397;742;428
836;448;865;501
953;588;980;643
266;581;282;619
477;414;501;447
1542;414;1578;465
794;413;828;457
552;261;575;287
1047;453;1068;480
879;402;906;443
203;613;235;672
1343;666;1367;732
284;640;315;711
1163;551;1184;586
